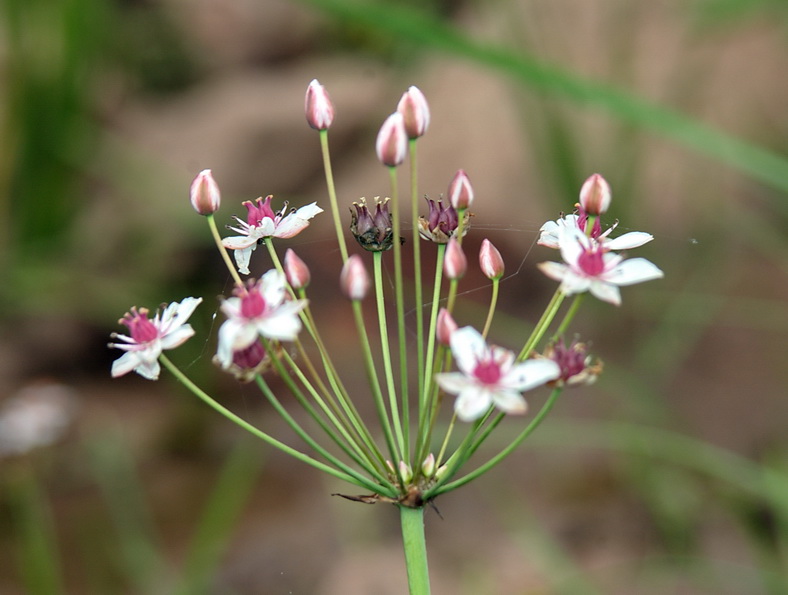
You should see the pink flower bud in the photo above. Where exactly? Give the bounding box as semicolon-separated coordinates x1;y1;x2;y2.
436;308;457;346
447;169;474;209
396;85;430;139
479;238;504;280
340;254;370;300
375;112;408;167
190;169;221;215
443;238;467;280
284;249;310;289
579;173;611;216
398;460;413;483
305;79;334;130
421;453;436;478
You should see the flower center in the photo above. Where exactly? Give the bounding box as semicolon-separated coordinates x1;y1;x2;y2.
576;244;606;276
122;308;159;343
473;358;502;385
240;289;267;319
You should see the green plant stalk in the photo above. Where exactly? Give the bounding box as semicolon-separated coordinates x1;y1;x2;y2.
350;300;402;469
427;387;563;498
253;365;391;494
400;505;431;595
373;251;406;461
481;277;500;339
517;287;565;361
207;214;243;286
409;139;426;400
387;165;410;458
319;129;349;262
551;293;585;342
159;354;373;490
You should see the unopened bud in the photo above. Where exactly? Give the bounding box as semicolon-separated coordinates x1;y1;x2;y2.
375;112;408;167
284;249;310;289
397;86;430;139
305;79;334;130
190;169;221;215
579;173;611;216
436;308;457;346
398;461;413;484
340;254;370;300
443;238;467;280
421;453;436;478
447;169;474;209
479;238;504;280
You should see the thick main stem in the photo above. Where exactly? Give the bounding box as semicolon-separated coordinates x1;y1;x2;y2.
399;505;431;595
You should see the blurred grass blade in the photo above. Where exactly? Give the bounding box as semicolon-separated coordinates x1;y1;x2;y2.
300;0;788;196
176;438;265;595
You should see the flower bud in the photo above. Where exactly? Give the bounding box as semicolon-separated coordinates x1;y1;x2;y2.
579;173;611;216
447;169;474;210
190;169;221;215
443;238;467;280
421;453;436;478
305;79;334;130
375;112;408;167
284;249;310;289
397;86;430;139
436;308;457;346
340;254;370;300
398;460;413;484
479;238;504;280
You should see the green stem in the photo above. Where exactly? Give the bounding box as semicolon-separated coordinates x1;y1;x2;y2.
481;277;500;339
207;214;243;286
319;129;348;262
373;252;405;459
517;287;566;361
550;293;585;342
159;355;367;488
400;505;431;595
409;139;425;406
427;387;563;498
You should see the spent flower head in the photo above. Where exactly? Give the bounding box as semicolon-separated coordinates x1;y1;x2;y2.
418;197;469;244
109;297;202;380
350;197;394;252
222;196;323;275
540;338;603;387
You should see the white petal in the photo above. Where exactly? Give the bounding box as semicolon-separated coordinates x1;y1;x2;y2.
161;297;202;333
159;324;196;350
558;225;588;267
434;372;471;396
454;386;492;422
133;359;161;380
111;352;142;378
537;261;569;283
256;311;302;341
605;257;664;286
222;235;257;250
490;389;528;415
501;359;560;391
605;231;653;250
233;246;255;275
588;281;621;305
449;326;487;376
217;319;256;367
259;269;288;307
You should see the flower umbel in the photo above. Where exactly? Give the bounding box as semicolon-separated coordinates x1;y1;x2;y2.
109;297;202;380
436;327;561;422
216;271;307;368
222;196;323;275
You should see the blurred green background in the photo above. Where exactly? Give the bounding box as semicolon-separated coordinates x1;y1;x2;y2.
1;0;787;593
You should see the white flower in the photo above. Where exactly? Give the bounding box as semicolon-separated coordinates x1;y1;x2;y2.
216;270;307;368
222;196;323;275
538;214;653;251
435;327;561;422
110;297;203;380
0;383;76;456
538;225;664;306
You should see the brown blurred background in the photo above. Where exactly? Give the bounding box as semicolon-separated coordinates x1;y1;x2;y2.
1;0;787;593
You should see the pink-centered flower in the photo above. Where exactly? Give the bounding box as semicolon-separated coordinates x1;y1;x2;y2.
216;271;307;368
538;213;653;251
435;327;561;422
538;226;664;306
109;297;203;380
222;196;323;275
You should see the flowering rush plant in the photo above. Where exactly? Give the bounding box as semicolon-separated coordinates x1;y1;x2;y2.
109;80;663;593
